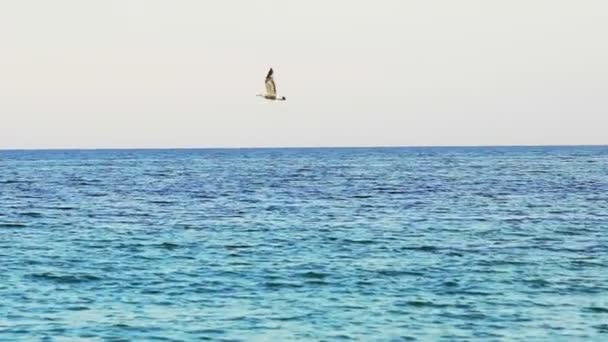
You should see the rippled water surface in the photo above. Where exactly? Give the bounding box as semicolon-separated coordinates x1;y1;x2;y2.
1;147;607;340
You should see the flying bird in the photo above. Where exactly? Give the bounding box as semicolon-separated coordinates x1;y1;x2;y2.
257;68;286;101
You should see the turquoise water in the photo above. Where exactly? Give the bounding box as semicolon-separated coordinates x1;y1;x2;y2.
1;147;607;340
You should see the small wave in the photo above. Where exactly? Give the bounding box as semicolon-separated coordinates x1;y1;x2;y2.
502;218;526;224
401;245;439;252
85;192;107;197
376;269;424;277
190;328;225;336
343;239;376;245
295;166;314;171
593;324;608;333
477;260;529;267
305;279;329;286
229;261;252;267
144;172;171;177
299;271;329;279
193;193;216;199
444;289;493;296
19;212;43;218
372;186;397;191
224;244;252;250
273;313;314;321
586;197;608;202
141;289;163;295
66;306;90;311
585;306;608;314
47;206;76;211
442;280;459;287
111;323;147;331
74;181;96;186
264;281;303;289
440;311;487;320
399;300;449;308
159;242;179;250
30;272;102;284
0;222;27;228
327;334;357;341
548;210;575;215
554;229;584;236
351;194;373;199
570;260;604;268
0;179;23;184
192;286;223;294
356;280;375;286
526;203;552;208
524;278;552;288
149;200;175;205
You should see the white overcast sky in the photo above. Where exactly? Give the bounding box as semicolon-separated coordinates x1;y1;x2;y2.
1;0;607;149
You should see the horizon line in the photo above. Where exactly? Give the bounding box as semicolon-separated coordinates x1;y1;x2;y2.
0;143;606;152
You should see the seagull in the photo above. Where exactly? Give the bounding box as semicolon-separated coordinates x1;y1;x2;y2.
257;68;286;101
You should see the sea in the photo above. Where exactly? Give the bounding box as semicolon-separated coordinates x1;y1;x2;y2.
1;146;607;341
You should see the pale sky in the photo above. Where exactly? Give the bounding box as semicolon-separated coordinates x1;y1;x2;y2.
1;0;607;149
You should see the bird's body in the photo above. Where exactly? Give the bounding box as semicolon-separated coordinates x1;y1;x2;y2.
257;68;286;101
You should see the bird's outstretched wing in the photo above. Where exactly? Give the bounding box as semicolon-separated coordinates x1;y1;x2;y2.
265;68;276;97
